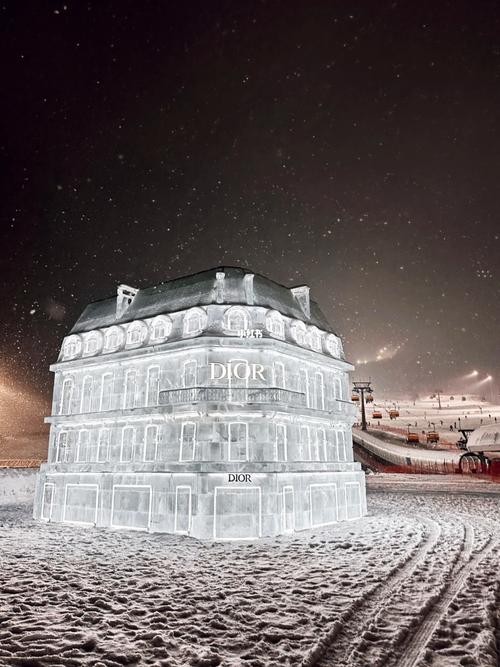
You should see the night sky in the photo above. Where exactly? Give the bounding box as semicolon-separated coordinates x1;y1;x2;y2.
2;0;500;418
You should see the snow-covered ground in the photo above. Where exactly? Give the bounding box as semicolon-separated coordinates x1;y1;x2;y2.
362;395;500;447
1;483;499;666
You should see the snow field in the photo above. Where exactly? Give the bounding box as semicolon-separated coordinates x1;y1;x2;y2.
1;487;499;667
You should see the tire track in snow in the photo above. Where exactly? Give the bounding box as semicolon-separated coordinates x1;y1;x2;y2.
301;516;441;667
392;524;498;667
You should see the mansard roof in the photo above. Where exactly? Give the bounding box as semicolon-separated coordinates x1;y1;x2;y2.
69;267;334;334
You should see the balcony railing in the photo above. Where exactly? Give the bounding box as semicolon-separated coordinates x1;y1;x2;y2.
159;386;307;407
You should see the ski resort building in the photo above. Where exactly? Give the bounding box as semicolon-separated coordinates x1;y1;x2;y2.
33;267;366;539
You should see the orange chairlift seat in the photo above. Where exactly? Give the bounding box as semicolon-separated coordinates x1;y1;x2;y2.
406;428;420;444
365;393;374;403
426;431;440;443
372;411;383;419
351;393;360;402
389;409;400;419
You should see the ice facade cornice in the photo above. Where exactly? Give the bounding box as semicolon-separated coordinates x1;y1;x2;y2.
57;304;346;366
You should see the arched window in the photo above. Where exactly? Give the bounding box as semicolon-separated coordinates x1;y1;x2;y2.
334;377;343;401
77;429;91;462
99;372;114;411
299;425;310;460
308;327;322;352
179;422;196;461
338;431;346;461
150;315;172;342
144;424;159;461
273;361;286;389
300;369;309;408
56;430;69;462
97;429;110;462
103;326;124;352
228;421;249;461
290;320;307;346
331;431;339;461
275;424;287;461
80;375;94;413
317;428;327;461
183;308;206;336
59;378;74;415
123;370;136;409
182;360;197;387
62;335;82;360
325;334;340;357
314;372;325;410
83;332;102;357
120;426;135;462
224;306;249;332
125;321;147;348
265;311;284;338
146;366;160;406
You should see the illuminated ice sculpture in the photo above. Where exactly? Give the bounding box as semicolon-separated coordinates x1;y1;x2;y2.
33;267;366;539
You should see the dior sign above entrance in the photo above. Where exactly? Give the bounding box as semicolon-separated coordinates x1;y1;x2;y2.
209;362;266;381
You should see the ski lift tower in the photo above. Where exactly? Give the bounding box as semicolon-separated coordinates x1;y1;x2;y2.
353;380;374;432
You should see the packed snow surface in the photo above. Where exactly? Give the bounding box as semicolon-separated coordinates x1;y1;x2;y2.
1;481;500;667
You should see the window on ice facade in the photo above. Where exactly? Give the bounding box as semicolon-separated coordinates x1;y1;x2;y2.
300;369;309;407
62;336;81;360
80;375;94;413
77;429;91;462
144;425;159;461
97;429;110;462
120;426;135;462
314;372;325;410
183;308;206;335
224;306;249;332
275;424;287;461
35;267;365;539
59;378;74;415
146;366;160;406
299;425;310;460
334;377;343;400
182;360;197;387
228;421;249;461
104;326;123;352
266;310;284;338
57;430;69;462
126;322;147;347
123;370;137;409
273;361;286;388
179;422;196;461
99;372;114;411
150;315;172;342
83;334;100;356
291;320;307;346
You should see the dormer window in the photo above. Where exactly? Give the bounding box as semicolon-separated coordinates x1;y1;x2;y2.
125;321;147;348
62;335;82;360
325;334;340;357
308;327;322;352
150;315;172;342
82;332;102;357
103;326;124;353
265;310;284;339
290;320;307;346
183;308;207;336
224;306;249;332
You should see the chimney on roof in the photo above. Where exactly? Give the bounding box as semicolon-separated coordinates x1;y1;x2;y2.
291;285;310;318
215;271;225;303
116;284;138;318
243;273;254;305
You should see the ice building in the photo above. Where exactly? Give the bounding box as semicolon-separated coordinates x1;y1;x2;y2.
33;267;366;539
